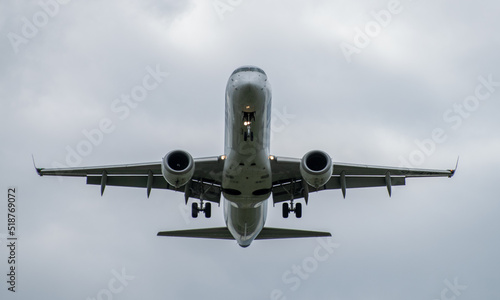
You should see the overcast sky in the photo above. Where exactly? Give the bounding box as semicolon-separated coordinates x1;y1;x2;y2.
1;0;499;299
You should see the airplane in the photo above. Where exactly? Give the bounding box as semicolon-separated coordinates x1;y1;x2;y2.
36;65;456;248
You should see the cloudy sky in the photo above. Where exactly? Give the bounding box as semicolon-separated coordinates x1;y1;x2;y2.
1;0;499;299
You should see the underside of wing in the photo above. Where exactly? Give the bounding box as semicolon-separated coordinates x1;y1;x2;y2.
332;162;456;177
36;155;225;202
271;156;456;203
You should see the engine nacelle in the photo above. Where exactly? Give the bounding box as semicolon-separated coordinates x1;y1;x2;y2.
161;150;195;188
300;150;333;188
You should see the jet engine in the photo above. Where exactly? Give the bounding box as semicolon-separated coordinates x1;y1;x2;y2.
161;150;195;188
300;150;333;188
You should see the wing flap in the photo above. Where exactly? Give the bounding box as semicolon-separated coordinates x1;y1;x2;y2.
87;175;172;189
272;176;406;203
86;176;221;203
325;176;406;189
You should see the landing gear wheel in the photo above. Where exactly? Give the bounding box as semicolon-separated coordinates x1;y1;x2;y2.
295;203;302;218
204;202;211;218
250;132;254;141
191;202;199;218
282;203;290;218
244;132;248;141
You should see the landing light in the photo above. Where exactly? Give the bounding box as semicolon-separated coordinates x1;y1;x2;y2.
244;121;251;126
220;155;226;160
269;155;275;160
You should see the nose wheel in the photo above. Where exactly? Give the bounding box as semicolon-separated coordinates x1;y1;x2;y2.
282;202;302;218
244;129;254;141
191;201;211;218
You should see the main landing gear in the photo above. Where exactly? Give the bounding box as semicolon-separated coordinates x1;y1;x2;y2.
282;201;302;218
192;201;211;218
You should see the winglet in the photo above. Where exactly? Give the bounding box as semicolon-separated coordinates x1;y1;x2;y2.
32;155;43;176
449;156;459;178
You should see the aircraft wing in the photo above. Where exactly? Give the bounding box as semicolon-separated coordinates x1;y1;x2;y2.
271;156;456;204
36;156;224;203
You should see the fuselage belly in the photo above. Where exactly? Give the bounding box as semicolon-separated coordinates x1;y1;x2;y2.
222;66;272;247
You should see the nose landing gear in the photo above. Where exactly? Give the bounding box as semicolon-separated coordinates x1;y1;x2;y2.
244;129;254;142
243;111;255;142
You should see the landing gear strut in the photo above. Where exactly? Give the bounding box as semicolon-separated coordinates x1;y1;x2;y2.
243;111;255;142
192;201;211;218
282;201;302;218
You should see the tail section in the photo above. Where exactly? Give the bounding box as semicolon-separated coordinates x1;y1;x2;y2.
157;227;331;240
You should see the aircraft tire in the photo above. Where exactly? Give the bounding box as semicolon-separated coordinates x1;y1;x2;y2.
205;203;211;218
191;202;198;218
295;203;302;218
282;203;290;218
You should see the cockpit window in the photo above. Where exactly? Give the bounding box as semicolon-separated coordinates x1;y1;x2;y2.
231;66;266;76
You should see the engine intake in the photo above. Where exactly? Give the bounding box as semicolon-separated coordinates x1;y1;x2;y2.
161;150;194;188
300;150;333;188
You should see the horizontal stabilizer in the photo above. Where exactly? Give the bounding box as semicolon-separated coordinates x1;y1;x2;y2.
256;227;332;239
157;227;331;240
158;227;234;239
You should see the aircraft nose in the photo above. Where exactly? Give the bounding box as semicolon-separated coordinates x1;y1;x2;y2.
232;73;267;94
232;70;266;88
236;81;264;93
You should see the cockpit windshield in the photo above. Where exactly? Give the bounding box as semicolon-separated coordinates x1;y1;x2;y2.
231;66;266;76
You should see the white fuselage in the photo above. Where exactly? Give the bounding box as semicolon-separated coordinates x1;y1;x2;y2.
222;66;272;247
